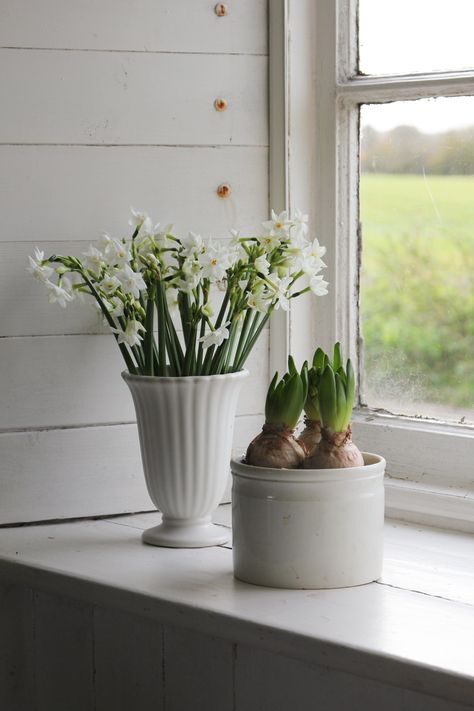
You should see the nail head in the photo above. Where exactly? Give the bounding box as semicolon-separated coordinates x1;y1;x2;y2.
215;3;228;17
214;97;228;112
217;183;232;199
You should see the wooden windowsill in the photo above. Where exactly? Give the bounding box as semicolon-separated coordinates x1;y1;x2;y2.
0;506;473;706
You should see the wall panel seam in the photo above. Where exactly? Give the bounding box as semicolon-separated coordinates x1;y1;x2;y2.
0;46;268;57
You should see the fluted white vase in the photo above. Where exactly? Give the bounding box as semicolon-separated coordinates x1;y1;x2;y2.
123;369;248;548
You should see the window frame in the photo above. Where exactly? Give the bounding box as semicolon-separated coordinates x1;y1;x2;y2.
270;0;474;531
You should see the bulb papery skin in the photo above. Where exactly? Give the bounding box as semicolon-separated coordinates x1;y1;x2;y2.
304;424;364;469
297;417;321;458
246;424;305;469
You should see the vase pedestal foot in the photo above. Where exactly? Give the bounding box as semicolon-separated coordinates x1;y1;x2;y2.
142;516;230;548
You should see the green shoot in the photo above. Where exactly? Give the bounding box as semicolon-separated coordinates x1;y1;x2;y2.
304;343;355;430
265;359;307;430
318;357;356;433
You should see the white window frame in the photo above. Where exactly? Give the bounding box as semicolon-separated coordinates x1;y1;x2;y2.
269;0;474;532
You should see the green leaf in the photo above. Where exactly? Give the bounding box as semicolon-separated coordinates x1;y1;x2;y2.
335;373;347;431
333;342;342;371
345;358;355;424
319;364;337;430
288;355;298;375
312;347;326;369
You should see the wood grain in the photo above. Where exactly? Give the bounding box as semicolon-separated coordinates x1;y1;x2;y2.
0;145;268;243
0;0;268;55
0;50;267;146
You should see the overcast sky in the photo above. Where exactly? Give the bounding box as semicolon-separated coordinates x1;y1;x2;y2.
359;0;474;133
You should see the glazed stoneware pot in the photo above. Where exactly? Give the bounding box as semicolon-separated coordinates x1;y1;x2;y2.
231;453;385;588
123;369;248;548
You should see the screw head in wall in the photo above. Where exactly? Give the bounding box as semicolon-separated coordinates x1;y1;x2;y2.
215;3;229;17
214;98;228;112
217;183;232;198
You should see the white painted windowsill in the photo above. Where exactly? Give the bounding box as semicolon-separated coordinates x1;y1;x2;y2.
0;507;473;707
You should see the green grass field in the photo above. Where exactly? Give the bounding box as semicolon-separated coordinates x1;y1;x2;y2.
360;173;474;413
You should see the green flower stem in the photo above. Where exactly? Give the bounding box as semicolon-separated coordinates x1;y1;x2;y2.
202;291;231;374
235;309;272;370
82;273;137;374
182;324;197;376
196;318;206;374
144;286;155;376
232;309;253;368
223;320;240;372
156;282;167;376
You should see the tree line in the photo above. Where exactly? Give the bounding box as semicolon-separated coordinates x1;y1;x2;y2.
361;124;474;175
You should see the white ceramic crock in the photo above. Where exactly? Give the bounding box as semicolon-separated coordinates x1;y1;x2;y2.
231;453;385;589
123;369;248;548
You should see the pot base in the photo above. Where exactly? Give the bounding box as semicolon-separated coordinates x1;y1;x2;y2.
142;516;230;548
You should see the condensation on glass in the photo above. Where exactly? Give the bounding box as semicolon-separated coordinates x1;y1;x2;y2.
358;0;474;76
359;96;474;423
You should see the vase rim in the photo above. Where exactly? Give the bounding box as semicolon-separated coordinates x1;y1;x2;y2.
122;368;249;384
230;452;386;483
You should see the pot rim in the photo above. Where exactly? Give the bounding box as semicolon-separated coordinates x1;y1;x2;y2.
122;368;249;384
231;452;386;483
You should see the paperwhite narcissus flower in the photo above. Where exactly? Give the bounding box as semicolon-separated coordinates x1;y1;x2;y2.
258;232;281;252
247;287;270;313
292;209;309;236
116;264;147;298
112;320;146;347
129;207;148;229
82;245;105;274
262;210;292;238
99;275;122;295
305;238;327;264
200;244;231;281
268;275;293;311
26;248;54;283
199;323;230;349
47;282;74;308
254;254;270;275
181;231;204;256
309;274;329;296
104;239;131;267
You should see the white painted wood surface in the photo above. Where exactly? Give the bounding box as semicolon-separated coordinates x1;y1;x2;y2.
1;50;267;146
0;515;473;707
33;590;94;711
94;606;163;711
164;625;234;711
0;582;35;711
0;146;268;242
0;415;263;524
0;0;268;55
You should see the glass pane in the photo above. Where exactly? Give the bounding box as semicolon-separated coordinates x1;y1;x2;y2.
360;96;474;423
359;0;474;75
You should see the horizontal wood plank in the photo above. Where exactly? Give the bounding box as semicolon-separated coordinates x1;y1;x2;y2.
0;415;263;524
0;1;268;55
0;330;268;430
0;50;267;146
0;145;268;243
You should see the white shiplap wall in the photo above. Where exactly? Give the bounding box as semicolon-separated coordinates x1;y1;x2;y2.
0;1;269;524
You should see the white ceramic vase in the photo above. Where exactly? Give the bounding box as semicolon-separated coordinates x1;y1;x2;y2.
231;453;385;589
123;369;248;548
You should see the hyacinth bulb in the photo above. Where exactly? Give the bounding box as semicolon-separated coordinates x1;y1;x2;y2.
245;358;307;469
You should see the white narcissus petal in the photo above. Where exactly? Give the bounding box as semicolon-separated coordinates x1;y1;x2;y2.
116;264;146;298
199;323;230;349
309;275;329;296
112;320;145;347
